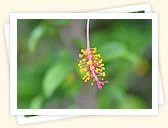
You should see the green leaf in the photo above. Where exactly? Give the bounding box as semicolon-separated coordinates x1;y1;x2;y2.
98;42;140;64
98;42;126;62
17;67;42;99
30;95;43;108
122;50;141;64
43;49;73;98
28;22;47;53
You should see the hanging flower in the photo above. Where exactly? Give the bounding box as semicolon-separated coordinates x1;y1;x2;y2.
78;19;108;90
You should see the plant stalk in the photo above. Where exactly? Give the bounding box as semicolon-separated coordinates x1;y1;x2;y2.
86;19;90;50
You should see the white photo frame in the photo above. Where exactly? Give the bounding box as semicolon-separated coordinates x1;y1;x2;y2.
16;4;163;124
4;4;162;124
89;3;151;13
10;12;158;116
17;115;76;124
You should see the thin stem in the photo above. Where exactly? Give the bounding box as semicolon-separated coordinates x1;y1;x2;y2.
86;19;90;50
86;19;99;86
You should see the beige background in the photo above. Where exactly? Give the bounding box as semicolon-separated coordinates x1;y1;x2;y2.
0;0;167;127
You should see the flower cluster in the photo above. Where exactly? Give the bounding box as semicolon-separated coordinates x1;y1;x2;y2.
78;47;108;90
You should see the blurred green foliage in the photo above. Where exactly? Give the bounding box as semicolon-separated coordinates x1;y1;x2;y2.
17;19;152;109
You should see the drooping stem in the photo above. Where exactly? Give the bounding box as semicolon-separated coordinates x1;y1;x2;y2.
86;19;90;50
78;19;108;90
86;19;101;88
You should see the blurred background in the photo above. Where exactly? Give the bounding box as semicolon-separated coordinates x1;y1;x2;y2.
17;19;152;109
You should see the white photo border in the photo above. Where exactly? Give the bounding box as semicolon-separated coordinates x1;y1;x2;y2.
10;13;158;115
17;115;76;124
15;4;162;124
89;3;151;12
